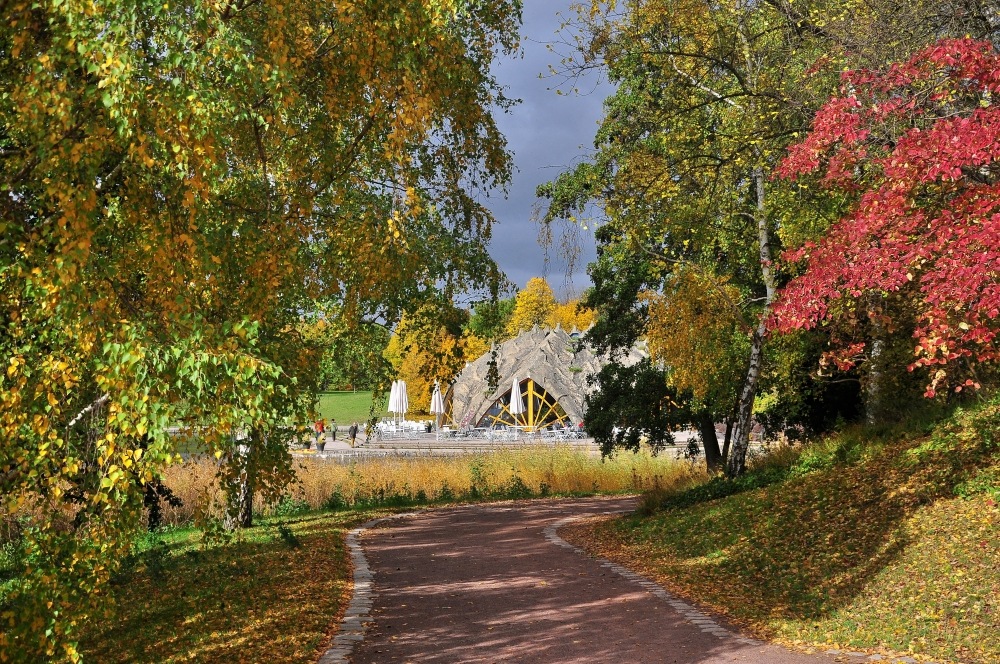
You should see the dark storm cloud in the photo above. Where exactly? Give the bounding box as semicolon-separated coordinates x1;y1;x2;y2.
485;2;613;296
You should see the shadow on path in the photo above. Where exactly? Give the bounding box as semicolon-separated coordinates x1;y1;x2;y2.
344;497;840;663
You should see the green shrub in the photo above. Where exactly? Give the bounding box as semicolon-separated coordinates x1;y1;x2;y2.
436;482;455;502
272;496;311;517
322;490;347;511
503;473;533;500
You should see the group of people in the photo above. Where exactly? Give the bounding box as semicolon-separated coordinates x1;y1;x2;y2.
312;418;360;449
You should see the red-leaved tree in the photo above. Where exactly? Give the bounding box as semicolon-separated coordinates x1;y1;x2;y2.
772;38;1000;397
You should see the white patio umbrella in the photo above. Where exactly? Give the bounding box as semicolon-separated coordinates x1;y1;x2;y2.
390;379;409;424
430;382;446;435
387;380;400;419
508;377;525;426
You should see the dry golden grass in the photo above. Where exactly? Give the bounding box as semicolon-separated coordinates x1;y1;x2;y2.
159;458;225;525
158;447;704;525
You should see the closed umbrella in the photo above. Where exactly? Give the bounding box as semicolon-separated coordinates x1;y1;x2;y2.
389;379;408;425
430;382;446;435
388;380;400;418
508;377;525;426
399;380;410;417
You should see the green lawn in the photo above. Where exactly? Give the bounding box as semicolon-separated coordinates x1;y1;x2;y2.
315;390;387;425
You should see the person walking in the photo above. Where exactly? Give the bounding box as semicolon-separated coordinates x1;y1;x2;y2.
314;418;326;452
330;418;338;442
348;422;359;448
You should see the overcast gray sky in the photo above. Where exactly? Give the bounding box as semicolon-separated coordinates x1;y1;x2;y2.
485;2;613;298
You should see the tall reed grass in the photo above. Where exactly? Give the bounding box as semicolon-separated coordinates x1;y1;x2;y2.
158;446;705;526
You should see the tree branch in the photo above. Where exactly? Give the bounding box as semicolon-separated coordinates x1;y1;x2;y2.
668;55;744;110
67;393;110;430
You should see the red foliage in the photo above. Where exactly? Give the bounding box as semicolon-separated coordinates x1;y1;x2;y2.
771;39;1000;396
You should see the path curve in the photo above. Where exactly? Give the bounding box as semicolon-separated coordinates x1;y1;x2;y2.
320;497;845;663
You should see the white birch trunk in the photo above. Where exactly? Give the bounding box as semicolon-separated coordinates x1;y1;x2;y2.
727;166;776;478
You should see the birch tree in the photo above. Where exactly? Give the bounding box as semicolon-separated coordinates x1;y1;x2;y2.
541;0;818;476
541;0;991;473
0;0;520;659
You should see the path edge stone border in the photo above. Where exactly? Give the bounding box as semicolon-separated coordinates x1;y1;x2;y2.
542;512;762;648
317;511;422;664
545;513;937;664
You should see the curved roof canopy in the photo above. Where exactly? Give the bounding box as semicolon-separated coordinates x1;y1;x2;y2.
446;325;645;429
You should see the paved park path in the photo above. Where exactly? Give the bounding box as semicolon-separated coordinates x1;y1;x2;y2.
321;497;848;663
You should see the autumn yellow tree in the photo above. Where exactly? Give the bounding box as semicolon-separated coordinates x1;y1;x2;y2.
552;299;597;331
461;330;491;365
0;1;520;659
645;270;747;405
385;302;486;412
506;277;558;335
504;277;595;337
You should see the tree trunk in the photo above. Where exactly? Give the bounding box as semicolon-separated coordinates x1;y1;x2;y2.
866;313;886;426
727;324;766;477
698;414;724;473
721;416;734;462
727;166;776;478
866;338;885;425
224;431;256;530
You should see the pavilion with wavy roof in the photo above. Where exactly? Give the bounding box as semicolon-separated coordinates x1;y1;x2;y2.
445;325;645;431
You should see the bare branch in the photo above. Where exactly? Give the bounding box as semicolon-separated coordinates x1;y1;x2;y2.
67;393;110;430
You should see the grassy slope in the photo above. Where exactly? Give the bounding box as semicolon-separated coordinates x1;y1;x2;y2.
563;407;1000;663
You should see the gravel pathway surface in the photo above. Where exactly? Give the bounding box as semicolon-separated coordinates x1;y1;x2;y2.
321;497;849;663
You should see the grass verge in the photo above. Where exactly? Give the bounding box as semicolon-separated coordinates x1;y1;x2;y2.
76;509;389;664
562;406;999;663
